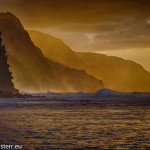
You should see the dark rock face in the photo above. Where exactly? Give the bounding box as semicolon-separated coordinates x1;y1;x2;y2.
0;32;18;94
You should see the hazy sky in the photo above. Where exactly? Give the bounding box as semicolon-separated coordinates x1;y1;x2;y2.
0;0;150;71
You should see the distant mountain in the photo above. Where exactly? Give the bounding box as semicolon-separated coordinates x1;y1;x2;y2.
77;52;150;92
0;12;103;92
29;30;150;92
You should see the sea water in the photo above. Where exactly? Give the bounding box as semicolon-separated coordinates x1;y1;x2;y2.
0;99;149;150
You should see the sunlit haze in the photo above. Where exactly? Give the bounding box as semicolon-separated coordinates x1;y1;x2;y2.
0;0;150;72
0;0;150;70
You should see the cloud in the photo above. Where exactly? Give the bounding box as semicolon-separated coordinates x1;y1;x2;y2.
45;16;150;51
1;0;150;51
0;0;148;27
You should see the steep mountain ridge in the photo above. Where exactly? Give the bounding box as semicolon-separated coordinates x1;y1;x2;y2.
28;30;84;69
0;12;103;92
29;30;150;92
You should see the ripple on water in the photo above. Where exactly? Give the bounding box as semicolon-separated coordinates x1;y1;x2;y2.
0;100;150;150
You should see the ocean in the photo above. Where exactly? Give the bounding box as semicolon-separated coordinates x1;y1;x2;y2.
0;99;150;150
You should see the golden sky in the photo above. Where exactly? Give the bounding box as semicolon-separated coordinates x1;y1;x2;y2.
0;0;150;71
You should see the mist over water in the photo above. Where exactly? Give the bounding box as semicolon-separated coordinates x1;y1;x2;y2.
0;99;150;150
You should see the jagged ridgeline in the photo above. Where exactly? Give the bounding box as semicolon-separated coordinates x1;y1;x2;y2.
0;32;18;94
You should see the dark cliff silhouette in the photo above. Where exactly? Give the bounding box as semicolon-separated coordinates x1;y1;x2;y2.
0;32;18;94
